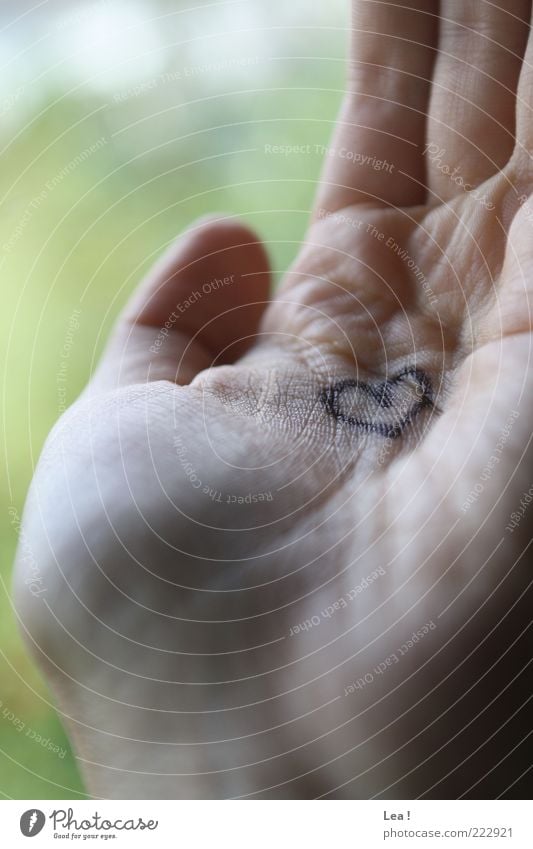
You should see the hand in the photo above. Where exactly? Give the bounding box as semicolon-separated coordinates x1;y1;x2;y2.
14;1;533;799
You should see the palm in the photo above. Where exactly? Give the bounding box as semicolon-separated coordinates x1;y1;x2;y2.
15;2;533;799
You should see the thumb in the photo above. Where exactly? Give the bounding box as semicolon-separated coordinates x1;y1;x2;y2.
90;215;271;391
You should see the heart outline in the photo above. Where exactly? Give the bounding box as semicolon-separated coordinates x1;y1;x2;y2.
320;367;434;439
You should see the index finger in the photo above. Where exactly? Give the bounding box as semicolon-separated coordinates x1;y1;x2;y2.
314;0;439;216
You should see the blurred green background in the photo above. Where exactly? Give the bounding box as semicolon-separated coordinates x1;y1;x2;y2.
0;0;345;797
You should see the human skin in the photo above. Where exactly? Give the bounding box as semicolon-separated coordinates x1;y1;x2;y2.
13;1;533;798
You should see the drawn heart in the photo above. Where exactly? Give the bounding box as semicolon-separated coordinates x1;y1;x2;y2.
320;367;434;439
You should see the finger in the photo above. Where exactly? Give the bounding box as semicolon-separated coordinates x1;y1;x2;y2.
515;6;533;153
91;216;271;391
427;0;530;200
314;0;439;214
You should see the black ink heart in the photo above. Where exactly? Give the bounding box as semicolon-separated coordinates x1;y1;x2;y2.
320;367;434;439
